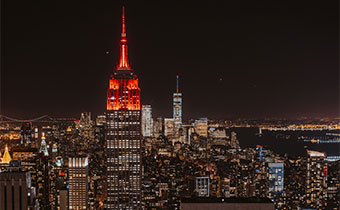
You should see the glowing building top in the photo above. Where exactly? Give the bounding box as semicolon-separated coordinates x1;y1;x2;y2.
2;144;12;164
107;6;140;111
117;6;131;70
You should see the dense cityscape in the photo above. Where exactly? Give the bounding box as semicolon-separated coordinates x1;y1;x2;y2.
1;2;339;210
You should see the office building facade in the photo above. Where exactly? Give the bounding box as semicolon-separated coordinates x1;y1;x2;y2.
268;162;284;196
0;163;36;210
196;177;210;197
305;150;327;209
142;105;153;137
68;157;89;210
194;118;208;137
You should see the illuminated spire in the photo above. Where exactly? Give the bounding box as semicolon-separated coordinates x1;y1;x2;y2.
121;6;126;38
117;6;131;70
2;144;12;164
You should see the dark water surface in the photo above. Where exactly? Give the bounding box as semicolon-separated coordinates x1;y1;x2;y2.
229;127;340;157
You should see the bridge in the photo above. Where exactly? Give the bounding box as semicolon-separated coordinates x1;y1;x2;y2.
0;115;57;123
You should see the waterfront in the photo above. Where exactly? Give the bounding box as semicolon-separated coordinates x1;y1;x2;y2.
233;127;340;157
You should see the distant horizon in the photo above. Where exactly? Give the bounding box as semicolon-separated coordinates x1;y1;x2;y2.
0;112;338;122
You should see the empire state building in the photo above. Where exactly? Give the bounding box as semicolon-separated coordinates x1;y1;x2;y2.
105;6;142;209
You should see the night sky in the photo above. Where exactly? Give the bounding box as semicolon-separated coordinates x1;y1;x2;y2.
1;0;339;119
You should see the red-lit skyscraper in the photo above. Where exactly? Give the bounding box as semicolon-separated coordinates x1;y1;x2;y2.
105;6;142;209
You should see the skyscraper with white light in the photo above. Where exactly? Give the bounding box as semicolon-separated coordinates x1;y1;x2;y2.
105;6;142;209
305;150;327;209
68;157;89;210
142;105;153;137
173;75;182;136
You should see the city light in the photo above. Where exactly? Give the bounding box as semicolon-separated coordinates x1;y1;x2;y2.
0;2;338;210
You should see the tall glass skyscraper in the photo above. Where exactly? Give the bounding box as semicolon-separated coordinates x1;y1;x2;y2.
305;150;327;209
173;75;182;136
105;6;142;209
142;105;153;137
268;162;284;196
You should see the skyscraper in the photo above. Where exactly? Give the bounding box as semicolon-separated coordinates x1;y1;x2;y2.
39;138;49;156
256;145;264;162
20;122;32;147
68;157;89;210
0;161;36;210
173;75;182;136
153;117;164;138
194;118;208;137
105;6;142;209
164;118;175;137
305;150;327;209
196;176;210;197
268;162;284;196
142;105;153;137
37;140;50;209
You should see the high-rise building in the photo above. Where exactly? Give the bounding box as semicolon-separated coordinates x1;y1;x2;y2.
39;138;49;156
305;150;327;209
326;160;340;208
268;162;284;197
57;188;68;210
194;118;208;137
173;75;182;136
142;105;153;137
256;145;264;162
20;122;32;147
11;147;42;208
196;177;210;197
254;161;268;198
153;117;164;138
77;112;94;140
37;142;51;209
105;6;142;209
68;157;89;210
54;170;68;210
0;161;36;210
164;118;175;137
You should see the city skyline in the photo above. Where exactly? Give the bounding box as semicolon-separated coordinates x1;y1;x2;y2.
2;0;339;119
0;2;339;209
